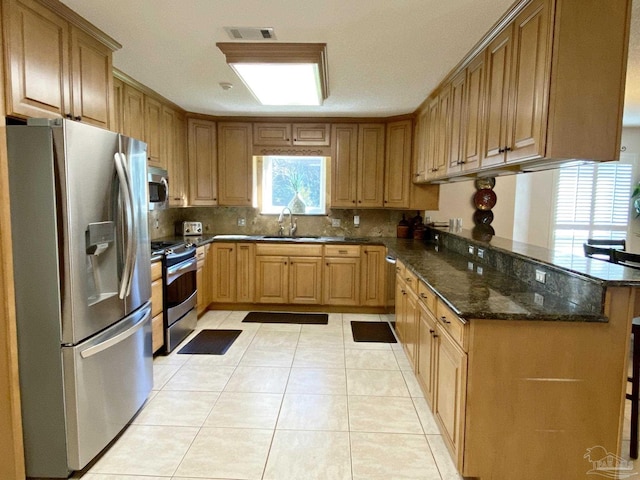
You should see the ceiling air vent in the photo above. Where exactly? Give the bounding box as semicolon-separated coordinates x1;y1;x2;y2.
224;27;276;41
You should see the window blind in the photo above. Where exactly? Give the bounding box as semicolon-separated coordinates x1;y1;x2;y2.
553;163;632;256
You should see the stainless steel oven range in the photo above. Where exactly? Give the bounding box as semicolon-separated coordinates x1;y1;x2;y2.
151;241;197;352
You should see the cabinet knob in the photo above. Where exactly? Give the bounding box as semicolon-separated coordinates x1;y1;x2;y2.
498;148;505;153
420;293;427;298
352;200;356;203
65;113;72;119
74;116;81;121
440;316;450;324
429;329;434;334
505;146;512;152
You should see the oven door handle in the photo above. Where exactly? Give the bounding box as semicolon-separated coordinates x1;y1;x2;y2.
166;257;197;283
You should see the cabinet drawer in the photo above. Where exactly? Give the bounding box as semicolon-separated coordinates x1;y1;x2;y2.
324;245;360;257
196;245;207;267
417;281;437;312
403;268;418;292
395;260;406;279
151;260;162;281
435;300;467;351
256;243;323;257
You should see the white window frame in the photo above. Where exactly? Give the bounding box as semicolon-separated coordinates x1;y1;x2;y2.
551;162;633;257
255;155;328;215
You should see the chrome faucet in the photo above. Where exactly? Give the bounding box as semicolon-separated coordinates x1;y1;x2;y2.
277;207;296;236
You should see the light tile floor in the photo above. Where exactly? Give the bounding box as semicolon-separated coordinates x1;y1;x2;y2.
76;310;462;480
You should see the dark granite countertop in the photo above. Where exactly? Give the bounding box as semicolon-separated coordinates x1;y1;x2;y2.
379;238;606;323
150;233;629;322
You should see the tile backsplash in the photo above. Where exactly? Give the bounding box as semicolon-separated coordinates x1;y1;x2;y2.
149;207;423;240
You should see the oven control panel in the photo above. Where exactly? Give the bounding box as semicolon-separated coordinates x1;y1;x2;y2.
181;221;202;236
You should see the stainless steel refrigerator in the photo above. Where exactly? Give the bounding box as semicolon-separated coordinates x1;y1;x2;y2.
6;118;153;478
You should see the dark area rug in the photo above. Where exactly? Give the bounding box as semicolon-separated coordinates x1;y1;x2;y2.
178;329;242;355
350;321;397;343
242;311;328;325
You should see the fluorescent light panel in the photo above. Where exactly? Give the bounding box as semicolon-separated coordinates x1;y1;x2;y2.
232;63;321;105
217;43;328;107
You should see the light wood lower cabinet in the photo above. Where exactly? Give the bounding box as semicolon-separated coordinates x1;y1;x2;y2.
255;244;324;305
196;244;211;315
396;270;467;469
151;260;164;353
360;245;387;306
236;243;255;303
204;242;385;308
323;245;360;306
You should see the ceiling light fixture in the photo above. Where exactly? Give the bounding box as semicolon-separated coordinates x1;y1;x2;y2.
216;42;328;106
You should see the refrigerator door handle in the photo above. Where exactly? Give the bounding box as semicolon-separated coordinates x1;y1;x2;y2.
114;152;136;299
79;304;150;358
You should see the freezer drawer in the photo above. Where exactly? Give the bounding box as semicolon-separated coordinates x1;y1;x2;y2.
62;302;153;470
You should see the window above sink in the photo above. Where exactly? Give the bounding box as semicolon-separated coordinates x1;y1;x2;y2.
255;156;328;215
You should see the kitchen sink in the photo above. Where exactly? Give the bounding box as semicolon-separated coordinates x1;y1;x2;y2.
259;235;323;241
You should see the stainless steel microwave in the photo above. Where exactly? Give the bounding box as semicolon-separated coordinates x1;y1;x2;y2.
148;167;168;210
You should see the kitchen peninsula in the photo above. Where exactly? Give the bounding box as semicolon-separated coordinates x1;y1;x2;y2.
180;228;638;479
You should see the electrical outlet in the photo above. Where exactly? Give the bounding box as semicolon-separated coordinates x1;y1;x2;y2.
477;248;485;259
468;245;475;255
534;293;545;306
467;261;474;271
237;217;246;227
476;266;483;275
331;218;341;227
535;270;547;284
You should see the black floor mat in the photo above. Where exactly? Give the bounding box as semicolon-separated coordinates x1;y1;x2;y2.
242;311;328;324
178;329;242;355
350;321;397;343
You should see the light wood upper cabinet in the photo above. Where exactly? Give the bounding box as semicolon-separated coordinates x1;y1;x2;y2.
188;118;218;206
463;54;485;170
483;0;550;168
166;109;187;206
356;124;385;208
5;0;114;128
506;0;551;164
330;124;358;207
384;120;412;208
253;122;329;146
122;84;145;141
217;122;252;206
70;28;113;128
424;97;441;179
144;96;163;168
413;109;429;183
292;123;330;146
482;27;512;168
447;69;467;175
112;77;124;133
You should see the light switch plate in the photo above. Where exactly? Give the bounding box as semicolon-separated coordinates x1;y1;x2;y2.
468;245;475;255
354;215;360;227
535;270;546;284
477;248;485;259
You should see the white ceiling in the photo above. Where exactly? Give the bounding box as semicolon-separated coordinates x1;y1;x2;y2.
60;0;640;123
